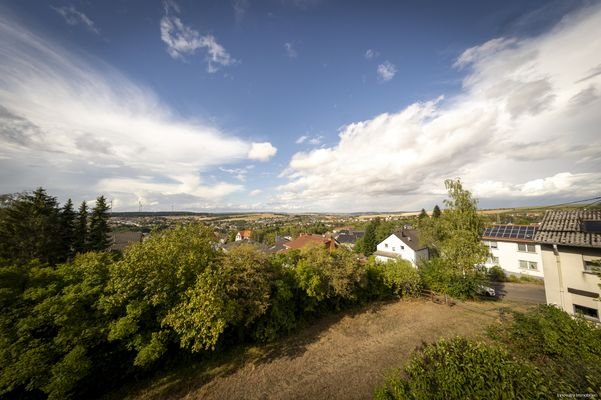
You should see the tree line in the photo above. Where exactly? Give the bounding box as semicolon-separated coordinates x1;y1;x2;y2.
0;206;420;399
0;188;112;265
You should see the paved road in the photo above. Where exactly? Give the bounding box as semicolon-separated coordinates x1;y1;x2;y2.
491;282;546;304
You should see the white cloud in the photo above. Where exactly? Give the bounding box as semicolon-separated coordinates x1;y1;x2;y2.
278;4;601;211
249;189;262;196
248;142;277;161
53;5;99;34
296;135;308;144
160;1;235;73
296;135;323;145
0;15;267;210
284;42;298;58
364;49;379;59
308;136;323;145
233;0;250;23
377;61;396;81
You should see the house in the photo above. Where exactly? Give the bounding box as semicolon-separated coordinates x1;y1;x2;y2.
534;210;601;321
374;229;429;267
482;224;544;279
235;229;252;241
334;230;364;249
279;233;338;252
266;236;291;254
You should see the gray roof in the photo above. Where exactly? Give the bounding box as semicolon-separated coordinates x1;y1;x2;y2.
392;229;426;251
534;210;601;248
335;230;364;244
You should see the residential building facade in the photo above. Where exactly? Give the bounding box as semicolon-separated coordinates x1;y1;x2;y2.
535;210;601;322
482;224;544;279
374;229;428;267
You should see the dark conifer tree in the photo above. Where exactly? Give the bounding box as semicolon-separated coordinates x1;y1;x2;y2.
0;188;61;264
74;201;89;254
418;208;428;220
59;198;76;260
432;204;441;219
88;196;112;251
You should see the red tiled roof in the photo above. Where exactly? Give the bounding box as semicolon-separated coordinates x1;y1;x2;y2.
238;230;252;239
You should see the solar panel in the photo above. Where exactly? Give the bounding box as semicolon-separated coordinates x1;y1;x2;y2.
483;225;537;240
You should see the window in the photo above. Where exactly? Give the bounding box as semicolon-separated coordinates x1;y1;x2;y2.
489;241;498;249
392;247;396;252
385;243;388;248
584;260;601;274
492;256;499;265
519;260;537;270
574;304;599;320
518;243;536;253
400;245;404;250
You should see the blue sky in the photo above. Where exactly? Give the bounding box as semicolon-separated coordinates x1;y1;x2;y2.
0;0;600;211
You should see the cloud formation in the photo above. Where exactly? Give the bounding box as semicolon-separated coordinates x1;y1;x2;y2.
279;4;601;211
0;15;274;210
53;5;99;34
248;142;278;161
284;42;298;58
160;1;235;73
377;61;396;81
364;49;379;59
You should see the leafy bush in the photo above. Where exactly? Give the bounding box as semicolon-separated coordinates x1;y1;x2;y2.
374;337;551;400
490;305;601;394
487;265;506;282
381;259;422;297
419;258;485;299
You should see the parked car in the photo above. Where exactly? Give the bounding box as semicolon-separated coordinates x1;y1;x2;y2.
477;285;496;297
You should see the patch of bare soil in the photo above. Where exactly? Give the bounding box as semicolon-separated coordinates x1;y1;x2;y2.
124;299;518;400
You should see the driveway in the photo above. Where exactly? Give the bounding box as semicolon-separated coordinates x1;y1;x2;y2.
491;282;546;304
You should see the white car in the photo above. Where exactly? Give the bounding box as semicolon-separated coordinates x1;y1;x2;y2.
477;285;496;297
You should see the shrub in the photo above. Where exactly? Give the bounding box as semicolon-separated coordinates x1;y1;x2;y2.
487;265;506;282
381;259;422;297
490;305;601;394
374;337;551;400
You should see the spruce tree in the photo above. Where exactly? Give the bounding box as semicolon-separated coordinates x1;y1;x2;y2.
0;188;61;264
363;218;380;256
88;196;112;251
418;208;428;220
432;204;441;219
74;201;89;254
59;198;76;260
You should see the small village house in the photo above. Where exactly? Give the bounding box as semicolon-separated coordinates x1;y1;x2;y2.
235;229;252;241
374;229;429;267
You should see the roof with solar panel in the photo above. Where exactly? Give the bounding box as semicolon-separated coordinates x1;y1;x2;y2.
533;210;601;248
482;224;537;243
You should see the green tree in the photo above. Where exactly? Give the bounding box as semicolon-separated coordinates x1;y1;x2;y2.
418;208;428;220
88;196;111;252
0;188;62;264
74;201;88;254
59;199;76;260
164;244;274;352
0;253;116;400
432;204;441;218
418;179;488;298
363;218;380;256
101;224;217;366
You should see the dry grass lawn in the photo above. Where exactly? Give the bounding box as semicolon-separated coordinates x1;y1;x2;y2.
115;298;530;400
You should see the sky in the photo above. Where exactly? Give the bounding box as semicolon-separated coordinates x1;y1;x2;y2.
0;0;600;212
